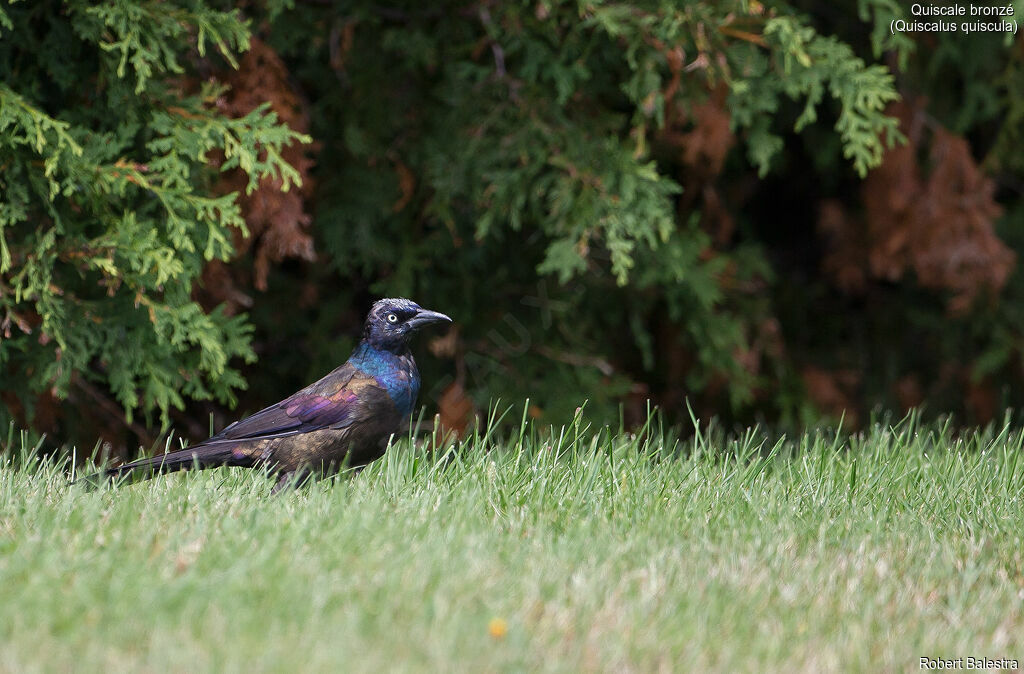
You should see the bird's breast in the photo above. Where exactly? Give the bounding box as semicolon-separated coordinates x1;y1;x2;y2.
349;346;420;418
375;359;419;418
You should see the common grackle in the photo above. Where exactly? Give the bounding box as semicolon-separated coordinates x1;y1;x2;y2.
91;298;451;492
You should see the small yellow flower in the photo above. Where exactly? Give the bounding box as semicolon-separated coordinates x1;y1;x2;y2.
488;617;508;639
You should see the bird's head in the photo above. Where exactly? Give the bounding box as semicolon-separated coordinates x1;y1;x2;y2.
362;298;452;350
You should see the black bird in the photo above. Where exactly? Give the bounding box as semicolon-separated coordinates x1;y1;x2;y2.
93;298;451;492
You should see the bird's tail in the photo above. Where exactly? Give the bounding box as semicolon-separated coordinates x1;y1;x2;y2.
79;441;257;487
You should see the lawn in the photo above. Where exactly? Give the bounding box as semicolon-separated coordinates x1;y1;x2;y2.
1;409;1022;672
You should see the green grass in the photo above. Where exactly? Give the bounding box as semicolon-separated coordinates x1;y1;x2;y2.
2;409;1024;672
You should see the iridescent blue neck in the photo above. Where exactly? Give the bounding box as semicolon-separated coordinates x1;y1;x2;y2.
348;341;419;415
348;341;404;374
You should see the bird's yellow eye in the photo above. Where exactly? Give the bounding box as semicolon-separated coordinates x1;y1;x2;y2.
387;313;399;324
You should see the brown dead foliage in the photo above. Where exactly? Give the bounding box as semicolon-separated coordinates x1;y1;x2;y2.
801;366;861;429
648;73;790;417
820;100;1013;314
436;381;476;440
736;317;785;379
892;374;924;412
891;370;996;424
429;327;477;439
202;38;317;310
658;84;737;246
965;376;997;424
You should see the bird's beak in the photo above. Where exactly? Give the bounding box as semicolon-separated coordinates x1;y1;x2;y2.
408;308;452;330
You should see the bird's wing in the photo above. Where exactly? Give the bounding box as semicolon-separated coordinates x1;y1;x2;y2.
206;363;394;443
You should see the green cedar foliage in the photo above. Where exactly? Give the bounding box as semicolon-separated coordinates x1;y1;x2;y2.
0;1;308;427
21;1;1012;447
258;0;902;425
